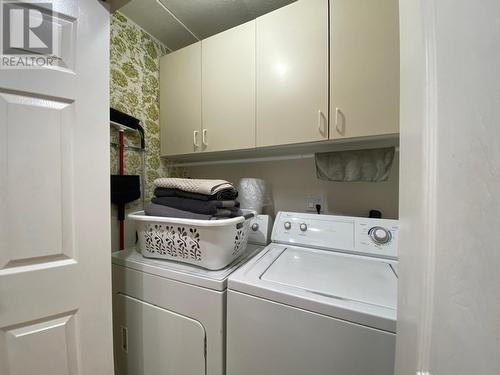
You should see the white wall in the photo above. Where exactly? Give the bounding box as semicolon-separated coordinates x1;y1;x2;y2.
114;152;399;252
397;0;500;374
187;153;399;219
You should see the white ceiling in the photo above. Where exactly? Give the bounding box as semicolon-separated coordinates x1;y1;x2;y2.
120;0;296;52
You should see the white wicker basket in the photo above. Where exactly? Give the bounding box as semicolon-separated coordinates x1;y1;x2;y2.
128;210;255;270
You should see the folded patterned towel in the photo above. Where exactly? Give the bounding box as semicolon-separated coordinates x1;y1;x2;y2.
145;203;243;220
152;196;240;215
154;187;238;201
154;178;236;196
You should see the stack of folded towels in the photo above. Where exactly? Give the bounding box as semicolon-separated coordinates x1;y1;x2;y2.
144;178;243;220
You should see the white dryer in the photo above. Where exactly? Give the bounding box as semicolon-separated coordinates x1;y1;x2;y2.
112;215;271;375
227;211;399;375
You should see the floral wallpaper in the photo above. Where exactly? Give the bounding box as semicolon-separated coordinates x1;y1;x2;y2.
110;12;184;211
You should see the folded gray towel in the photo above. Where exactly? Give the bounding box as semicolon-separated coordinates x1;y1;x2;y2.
212;209;244;217
145;203;212;220
144;203;243;220
154;187;239;201
152;196;240;215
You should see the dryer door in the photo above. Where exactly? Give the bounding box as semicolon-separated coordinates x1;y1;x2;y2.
114;294;206;375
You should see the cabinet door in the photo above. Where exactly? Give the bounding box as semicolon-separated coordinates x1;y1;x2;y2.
330;0;399;139
256;0;329;147
160;42;202;156
202;21;256;152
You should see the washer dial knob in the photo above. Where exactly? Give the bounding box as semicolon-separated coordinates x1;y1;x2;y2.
284;221;292;230
251;223;259;231
369;226;392;244
299;223;307;232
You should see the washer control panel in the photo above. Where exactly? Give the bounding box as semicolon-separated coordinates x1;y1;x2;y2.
272;212;399;259
248;215;273;245
369;226;392;245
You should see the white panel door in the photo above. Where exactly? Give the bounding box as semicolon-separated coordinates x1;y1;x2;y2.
160;42;202;156
330;0;399;139
0;1;113;374
256;0;329;147
202;20;255;152
114;294;206;375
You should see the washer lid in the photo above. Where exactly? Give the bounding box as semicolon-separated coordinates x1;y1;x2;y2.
229;244;398;331
261;247;397;309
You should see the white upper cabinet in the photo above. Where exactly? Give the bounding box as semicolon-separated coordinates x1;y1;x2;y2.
158;0;399;157
160;42;202;156
256;0;329;147
202;21;256;152
330;0;399;139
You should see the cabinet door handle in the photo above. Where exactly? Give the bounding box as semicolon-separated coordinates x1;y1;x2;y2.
202;129;208;147
193;130;199;148
335;107;345;135
317;110;327;137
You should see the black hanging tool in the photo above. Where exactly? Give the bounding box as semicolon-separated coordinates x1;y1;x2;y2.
110;108;145;250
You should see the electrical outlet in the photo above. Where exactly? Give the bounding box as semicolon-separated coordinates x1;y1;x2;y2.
306;195;327;213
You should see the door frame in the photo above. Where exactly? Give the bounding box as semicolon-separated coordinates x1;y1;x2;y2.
397;0;500;374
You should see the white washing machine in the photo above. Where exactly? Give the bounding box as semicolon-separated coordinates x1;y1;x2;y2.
227;211;399;375
112;215;272;375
